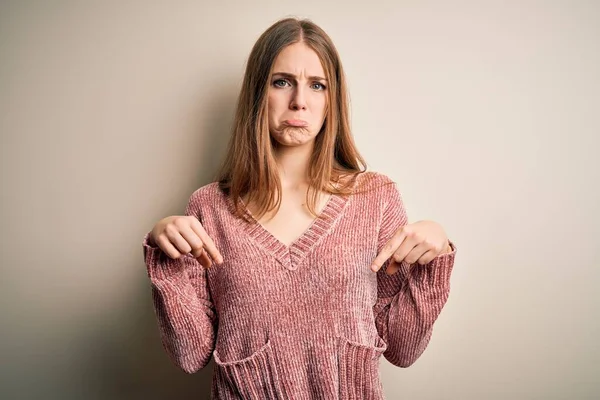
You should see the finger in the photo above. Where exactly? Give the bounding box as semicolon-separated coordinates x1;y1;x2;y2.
385;260;401;276
416;249;437;265
196;248;213;269
156;235;183;259
390;235;418;264
403;242;430;265
179;226;205;258
190;218;224;264
190;245;205;260
165;228;193;255
391;227;429;263
370;229;407;272
383;234;419;274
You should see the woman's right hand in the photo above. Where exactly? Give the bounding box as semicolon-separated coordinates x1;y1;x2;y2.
149;216;224;269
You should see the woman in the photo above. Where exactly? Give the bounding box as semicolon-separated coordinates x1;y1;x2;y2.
143;17;456;399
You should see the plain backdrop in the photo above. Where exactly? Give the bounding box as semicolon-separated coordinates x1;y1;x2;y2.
1;1;598;399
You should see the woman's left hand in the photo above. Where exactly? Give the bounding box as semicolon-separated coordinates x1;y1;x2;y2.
370;220;452;275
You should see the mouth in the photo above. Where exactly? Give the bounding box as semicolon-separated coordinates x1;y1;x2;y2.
283;119;309;127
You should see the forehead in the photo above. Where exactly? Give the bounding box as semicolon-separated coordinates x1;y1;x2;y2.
272;42;325;76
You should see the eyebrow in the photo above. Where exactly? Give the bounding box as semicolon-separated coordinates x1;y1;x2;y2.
272;72;327;81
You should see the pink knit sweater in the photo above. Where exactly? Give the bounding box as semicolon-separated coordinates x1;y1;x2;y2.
142;172;456;399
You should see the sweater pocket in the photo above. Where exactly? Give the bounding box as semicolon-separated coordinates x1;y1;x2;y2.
338;335;387;400
213;339;284;399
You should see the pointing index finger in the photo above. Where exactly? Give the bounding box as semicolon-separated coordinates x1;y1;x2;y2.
370;229;406;272
190;218;224;264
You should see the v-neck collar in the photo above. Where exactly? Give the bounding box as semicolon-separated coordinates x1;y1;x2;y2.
223;188;352;271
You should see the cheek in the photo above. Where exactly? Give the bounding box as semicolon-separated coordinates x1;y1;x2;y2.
268;91;287;114
314;95;327;117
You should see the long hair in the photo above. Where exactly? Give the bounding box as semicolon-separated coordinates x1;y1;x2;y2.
216;17;369;220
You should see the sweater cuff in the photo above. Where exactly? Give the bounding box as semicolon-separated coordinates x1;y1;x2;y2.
409;242;455;288
142;231;185;281
378;241;456;298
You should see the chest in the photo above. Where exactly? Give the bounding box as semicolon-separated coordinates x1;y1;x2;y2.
203;188;382;311
251;189;331;247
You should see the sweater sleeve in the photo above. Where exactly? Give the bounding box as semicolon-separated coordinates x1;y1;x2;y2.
142;193;217;374
373;180;456;367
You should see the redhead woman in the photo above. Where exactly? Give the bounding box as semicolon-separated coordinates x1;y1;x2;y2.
142;17;456;399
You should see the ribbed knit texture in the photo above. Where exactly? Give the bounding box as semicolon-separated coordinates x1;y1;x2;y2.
142;172;456;399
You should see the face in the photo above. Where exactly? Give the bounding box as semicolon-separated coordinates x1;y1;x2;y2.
267;42;328;148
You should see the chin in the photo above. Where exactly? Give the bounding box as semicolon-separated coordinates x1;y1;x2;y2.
271;126;318;147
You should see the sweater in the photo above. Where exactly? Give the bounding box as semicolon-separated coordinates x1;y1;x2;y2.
142;171;456;399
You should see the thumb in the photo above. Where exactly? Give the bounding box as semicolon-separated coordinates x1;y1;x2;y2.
385;259;401;275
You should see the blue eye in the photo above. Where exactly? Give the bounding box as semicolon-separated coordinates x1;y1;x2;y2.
311;82;326;91
273;79;290;88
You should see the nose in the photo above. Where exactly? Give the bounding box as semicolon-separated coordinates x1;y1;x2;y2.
289;86;307;111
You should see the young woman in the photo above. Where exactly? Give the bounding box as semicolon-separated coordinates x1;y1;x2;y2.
143;17;456;399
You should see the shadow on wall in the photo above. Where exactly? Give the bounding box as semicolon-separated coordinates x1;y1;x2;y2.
82;282;216;400
80;88;237;400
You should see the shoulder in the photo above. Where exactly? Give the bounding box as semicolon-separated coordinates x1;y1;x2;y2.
355;172;407;225
354;171;399;196
189;181;222;201
185;182;225;216
343;171;401;213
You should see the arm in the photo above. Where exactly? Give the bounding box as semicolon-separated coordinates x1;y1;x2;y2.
373;182;456;367
142;194;217;373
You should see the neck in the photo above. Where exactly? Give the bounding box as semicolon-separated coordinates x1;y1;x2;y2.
272;141;314;190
